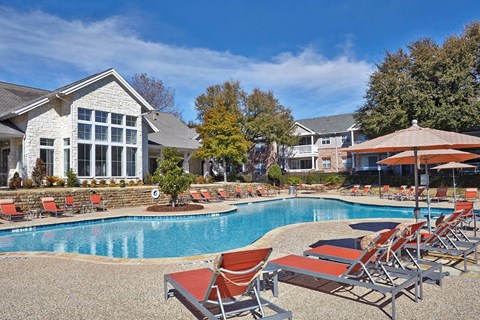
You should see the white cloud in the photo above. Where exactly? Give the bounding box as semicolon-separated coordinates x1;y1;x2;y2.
0;6;374;120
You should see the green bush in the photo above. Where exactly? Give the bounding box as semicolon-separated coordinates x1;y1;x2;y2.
128;180;135;187
288;176;302;185
81;180;88;188
45;176;58;187
90;179;97;188
24;178;33;189
109;179;116;187
99;179;107;187
241;174;252;183
57;179;66;187
66;169;79;187
119;179;126;187
267;164;282;186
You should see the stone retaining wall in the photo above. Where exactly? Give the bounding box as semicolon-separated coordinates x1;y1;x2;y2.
0;183;273;211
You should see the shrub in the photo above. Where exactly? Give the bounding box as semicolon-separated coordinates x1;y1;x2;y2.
119;179;126;187
241;174;252;183
267;164;282;187
81;180;88;188
24;178;33;189
128;180;135;187
45;175;58;187
56;178;66;187
137;179;144;186
205;175;214;183
32;158;46;187
9;172;22;189
195;176;206;184
288;176;302;185
109;179;116;187
90;179;97;188
66;169;79;187
99;179;107;187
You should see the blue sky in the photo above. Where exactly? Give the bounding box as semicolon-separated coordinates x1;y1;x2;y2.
0;1;478;122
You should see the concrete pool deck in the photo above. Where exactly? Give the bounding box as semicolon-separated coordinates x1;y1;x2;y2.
1;191;479;319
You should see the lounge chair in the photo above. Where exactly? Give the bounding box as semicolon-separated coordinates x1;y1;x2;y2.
247;186;256;197
0;199;27;223
388;185;407;200
164;248;292;320
430;186;449;202
304;222;444;286
256;186;275;197
357;185;372;196
380;185;391;198
392;186;414;201
404;186;426;201
405;210;479;271
340;185;360;196
235;187;245;199
217;188;237;201
41;197;65;218
200;189;222;202
462;187;478;202
90;194;106;212
64;196;83;215
265;229;420;320
189;190;209;202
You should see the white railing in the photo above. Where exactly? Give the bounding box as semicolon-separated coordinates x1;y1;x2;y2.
287;145;318;155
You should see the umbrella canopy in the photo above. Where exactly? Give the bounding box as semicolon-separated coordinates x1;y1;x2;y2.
349;120;480;220
431;162;477;170
377;149;480;165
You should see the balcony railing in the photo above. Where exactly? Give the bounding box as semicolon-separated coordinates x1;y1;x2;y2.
286;145;318;155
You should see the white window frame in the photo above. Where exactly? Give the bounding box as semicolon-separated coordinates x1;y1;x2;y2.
322;158;331;169
321;136;331;145
40;138;55;176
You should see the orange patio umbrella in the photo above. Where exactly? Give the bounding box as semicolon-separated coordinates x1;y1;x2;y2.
378;149;480;231
349;120;480;220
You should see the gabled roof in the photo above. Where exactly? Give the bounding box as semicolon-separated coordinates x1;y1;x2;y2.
146;112;200;150
296;113;356;134
0;120;24;137
0;82;49;117
0;68;154;119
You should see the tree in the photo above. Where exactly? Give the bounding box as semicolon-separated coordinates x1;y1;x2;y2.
244;88;297;146
155;147;195;207
195;104;251;182
31;158;46;187
194;80;245;121
130;73;181;117
355;21;480;138
267;164;282;187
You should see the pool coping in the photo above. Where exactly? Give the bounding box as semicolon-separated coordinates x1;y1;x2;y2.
0;193;457;264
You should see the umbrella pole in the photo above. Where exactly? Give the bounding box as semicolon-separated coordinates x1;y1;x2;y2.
452;168;456;205
413;149;420;222
426;162;432;233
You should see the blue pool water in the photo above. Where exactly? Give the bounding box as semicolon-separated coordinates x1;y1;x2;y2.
0;198;447;258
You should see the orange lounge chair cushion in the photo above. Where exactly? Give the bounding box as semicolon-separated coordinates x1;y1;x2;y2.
167;268;213;302
270;255;349;277
0;204;23;215
306;245;363;261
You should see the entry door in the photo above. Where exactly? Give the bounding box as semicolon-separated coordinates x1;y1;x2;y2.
0;148;10;186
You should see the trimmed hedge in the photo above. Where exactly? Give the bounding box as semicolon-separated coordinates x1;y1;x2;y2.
284;172;480;188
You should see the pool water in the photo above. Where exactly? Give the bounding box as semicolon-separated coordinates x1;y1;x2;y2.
0;198;446;258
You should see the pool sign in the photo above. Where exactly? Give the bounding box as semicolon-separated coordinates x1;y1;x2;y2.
151;188;160;199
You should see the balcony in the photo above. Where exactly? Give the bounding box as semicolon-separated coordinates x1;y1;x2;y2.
285;145;318;157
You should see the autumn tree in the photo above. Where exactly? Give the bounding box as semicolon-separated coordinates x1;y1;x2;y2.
195;104;250;182
355;21;480;138
130;73;181;117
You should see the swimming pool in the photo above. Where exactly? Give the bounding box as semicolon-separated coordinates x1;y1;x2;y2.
0;198;447;259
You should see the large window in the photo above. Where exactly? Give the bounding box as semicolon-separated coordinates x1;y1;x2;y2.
95;126;108;142
78;144;91;176
40;138;54;176
63;138;70;176
111;128;123;143
299;136;311;145
126;115;137;127
126;147;137;176
95;111;108;123
126;129;137;145
111;113;123;125
111;146;122;176
78;123;92;140
78;108;92;121
95;145;108;176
